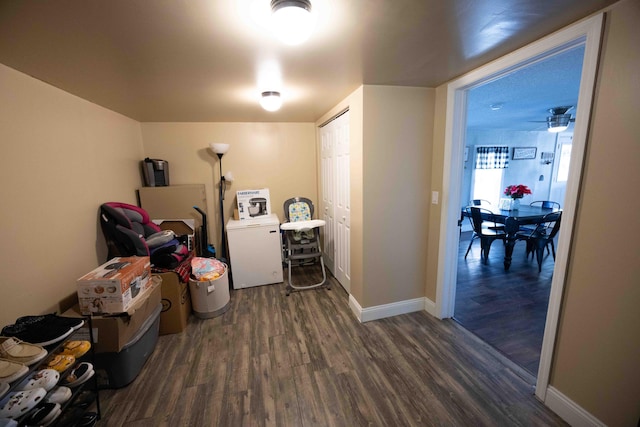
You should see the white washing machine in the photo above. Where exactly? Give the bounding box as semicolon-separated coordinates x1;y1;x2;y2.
226;213;284;289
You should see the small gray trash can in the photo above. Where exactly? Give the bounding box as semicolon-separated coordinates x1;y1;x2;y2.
189;263;230;318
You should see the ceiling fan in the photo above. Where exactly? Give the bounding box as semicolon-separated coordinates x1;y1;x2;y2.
545;106;575;132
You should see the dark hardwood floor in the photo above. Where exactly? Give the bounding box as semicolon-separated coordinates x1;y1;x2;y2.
455;231;555;376
97;265;566;426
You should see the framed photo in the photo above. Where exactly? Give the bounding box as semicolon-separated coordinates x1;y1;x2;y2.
513;147;537;160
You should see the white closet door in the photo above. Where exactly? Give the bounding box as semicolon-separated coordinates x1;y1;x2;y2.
320;120;335;274
319;110;350;293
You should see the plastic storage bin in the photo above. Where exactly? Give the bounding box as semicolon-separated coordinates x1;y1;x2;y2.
189;263;230;319
94;303;162;389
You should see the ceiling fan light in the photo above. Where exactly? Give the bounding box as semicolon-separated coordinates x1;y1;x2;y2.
270;0;313;45
547;114;571;133
260;91;282;111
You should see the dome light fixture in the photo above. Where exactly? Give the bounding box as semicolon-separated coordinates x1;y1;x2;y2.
270;0;313;45
260;91;282;111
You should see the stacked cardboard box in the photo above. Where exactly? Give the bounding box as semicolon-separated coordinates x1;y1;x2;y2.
76;257;151;315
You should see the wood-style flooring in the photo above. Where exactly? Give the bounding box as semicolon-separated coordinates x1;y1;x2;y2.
97;265;566;426
455;231;555;376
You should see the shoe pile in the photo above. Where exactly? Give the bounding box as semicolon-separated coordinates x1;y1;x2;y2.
0;313;95;426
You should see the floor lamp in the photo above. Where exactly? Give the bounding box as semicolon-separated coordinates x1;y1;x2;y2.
210;143;232;262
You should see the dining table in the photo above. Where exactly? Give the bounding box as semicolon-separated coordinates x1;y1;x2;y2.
463;205;561;270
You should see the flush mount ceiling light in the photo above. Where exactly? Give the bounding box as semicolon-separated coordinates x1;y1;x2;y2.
271;0;313;45
260;91;282;111
546;106;575;133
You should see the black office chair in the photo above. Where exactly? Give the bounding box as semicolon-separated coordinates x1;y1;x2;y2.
529;200;561;210
518;211;562;272
464;207;506;264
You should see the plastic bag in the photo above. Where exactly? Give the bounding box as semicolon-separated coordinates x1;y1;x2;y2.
191;257;226;281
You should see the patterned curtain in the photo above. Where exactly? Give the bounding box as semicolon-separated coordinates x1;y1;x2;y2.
475;146;510;169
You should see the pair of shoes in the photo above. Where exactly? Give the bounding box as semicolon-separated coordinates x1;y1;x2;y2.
0;359;27;384
0;388;46;418
15;369;59;392
21;401;61;426
45;354;75;373
60;341;91;359
62;363;94;388
1;314;84;347
0;337;47;366
45;386;72;405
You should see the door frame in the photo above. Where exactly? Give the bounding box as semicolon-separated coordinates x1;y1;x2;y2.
434;14;603;401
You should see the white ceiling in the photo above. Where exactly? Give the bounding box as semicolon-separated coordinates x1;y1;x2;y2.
0;0;616;123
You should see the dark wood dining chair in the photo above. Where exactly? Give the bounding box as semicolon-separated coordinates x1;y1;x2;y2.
464;207;506;264
471;199;492;206
518;211;562;272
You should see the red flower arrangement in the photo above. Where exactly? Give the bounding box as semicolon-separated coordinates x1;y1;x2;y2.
504;184;532;199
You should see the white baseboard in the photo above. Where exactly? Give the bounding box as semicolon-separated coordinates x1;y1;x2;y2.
545;386;605;427
348;295;434;323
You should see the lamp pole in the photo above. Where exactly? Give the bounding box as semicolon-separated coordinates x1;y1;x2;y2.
217;152;228;262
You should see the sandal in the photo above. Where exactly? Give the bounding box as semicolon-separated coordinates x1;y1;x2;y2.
15;369;60;392
0;388;46;418
60;341;91;359
45;386;72;405
62;362;94;388
45;354;75;373
21;402;61;426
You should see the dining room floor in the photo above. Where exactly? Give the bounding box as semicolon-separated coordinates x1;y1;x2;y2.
454;231;556;376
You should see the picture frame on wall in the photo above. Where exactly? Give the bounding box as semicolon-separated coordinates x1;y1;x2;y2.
513;147;537;160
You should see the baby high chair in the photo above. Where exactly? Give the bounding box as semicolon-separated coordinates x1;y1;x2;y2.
280;197;328;295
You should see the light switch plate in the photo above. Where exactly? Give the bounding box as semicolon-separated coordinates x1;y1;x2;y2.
431;191;439;204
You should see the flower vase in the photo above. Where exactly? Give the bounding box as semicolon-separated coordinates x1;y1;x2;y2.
511;198;521;210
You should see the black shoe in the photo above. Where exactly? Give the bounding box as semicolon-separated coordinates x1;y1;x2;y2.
15;314;84;331
1;322;73;347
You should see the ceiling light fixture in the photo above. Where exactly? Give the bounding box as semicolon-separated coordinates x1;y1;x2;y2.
270;0;313;45
260;91;282;111
546;106;573;133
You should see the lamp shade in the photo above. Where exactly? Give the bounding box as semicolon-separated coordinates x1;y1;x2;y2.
271;0;313;45
260;91;282;111
210;143;230;154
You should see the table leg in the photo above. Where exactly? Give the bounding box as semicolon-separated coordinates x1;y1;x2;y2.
504;237;517;270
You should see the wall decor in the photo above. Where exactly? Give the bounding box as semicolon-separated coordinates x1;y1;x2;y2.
512;147;537;160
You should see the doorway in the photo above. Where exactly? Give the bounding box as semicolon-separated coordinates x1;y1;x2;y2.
435;15;603;400
453;46;584;376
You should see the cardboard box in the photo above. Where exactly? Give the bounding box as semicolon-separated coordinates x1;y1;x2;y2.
152;219;196;252
76;257;151;315
155;272;192;335
63;278;161;353
236;189;271;220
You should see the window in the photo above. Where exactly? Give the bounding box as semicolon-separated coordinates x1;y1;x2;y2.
557;143;572;182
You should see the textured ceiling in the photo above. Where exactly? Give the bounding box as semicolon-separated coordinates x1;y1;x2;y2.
0;0;616;123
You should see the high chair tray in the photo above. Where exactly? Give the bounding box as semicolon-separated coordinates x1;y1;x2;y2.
280;220;326;231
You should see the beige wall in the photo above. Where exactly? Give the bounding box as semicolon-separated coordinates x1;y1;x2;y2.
427;1;640;425
549;1;640;425
140;122;318;251
0;63;144;326
361;85;433;307
316;85;434;308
